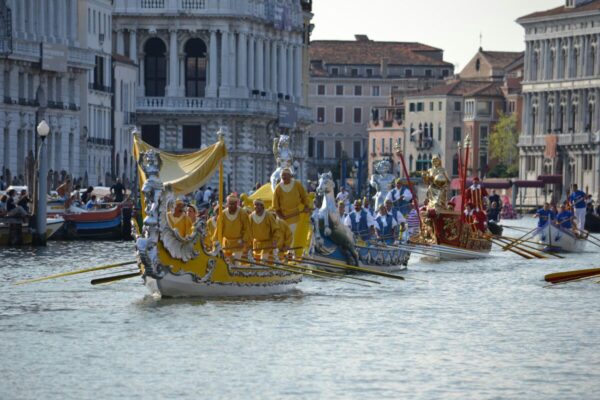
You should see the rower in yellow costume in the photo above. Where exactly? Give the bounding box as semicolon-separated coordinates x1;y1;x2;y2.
167;199;193;237
272;168;310;236
248;199;280;261
275;215;294;261
213;195;250;259
203;205;219;251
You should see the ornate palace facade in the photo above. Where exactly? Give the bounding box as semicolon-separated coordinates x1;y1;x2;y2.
518;0;600;199
113;0;313;193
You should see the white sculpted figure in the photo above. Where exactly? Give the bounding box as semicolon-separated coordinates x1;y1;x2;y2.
369;160;395;211
270;134;294;190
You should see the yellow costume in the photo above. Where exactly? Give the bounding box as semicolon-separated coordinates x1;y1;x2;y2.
213;208;250;257
204;216;217;250
167;212;193;238
249;211;280;260
272;179;309;226
276;218;293;260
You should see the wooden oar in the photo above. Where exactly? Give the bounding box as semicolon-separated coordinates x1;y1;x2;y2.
232;258;371;287
91;272;141;286
14;260;138;285
544;268;600;284
502;226;538;252
495;236;564;259
272;260;381;285
492;236;548;259
300;256;405;281
490;237;534;259
580;232;600;250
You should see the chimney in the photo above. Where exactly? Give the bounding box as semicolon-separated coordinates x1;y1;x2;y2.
355;34;370;42
380;58;389;78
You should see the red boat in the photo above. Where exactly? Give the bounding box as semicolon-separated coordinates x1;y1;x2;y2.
51;203;133;240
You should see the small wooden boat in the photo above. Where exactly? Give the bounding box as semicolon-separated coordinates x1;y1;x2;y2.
0;217;64;245
536;224;587;253
51;204;132;240
133;133;302;298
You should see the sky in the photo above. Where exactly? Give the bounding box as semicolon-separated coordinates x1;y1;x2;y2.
311;0;563;70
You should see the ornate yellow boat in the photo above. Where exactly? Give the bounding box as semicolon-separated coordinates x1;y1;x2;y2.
133;132;302;298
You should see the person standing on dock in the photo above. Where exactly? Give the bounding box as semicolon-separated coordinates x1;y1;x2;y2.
569;184;587;231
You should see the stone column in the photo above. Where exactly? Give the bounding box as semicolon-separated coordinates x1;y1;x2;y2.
248;35;255;91
256;37;264;92
237;31;248;93
271;41;278;95
206;30;218;98
279;43;286;95
220;30;232;97
48;0;55;41
117;29;125;55
168;29;178;97
58;0;67;42
7;115;18;173
596;34;600;76
229;31;237;88
138;56;146;96
179;53;185;96
286;43;293;96
70;0;78;42
294;43;302;99
567;37;574;78
265;38;271;92
129;30;138;62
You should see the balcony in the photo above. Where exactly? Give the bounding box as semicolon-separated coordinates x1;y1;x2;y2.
518;132;597;147
89;82;112;93
8;39;95;69
114;0;304;30
137;96;312;122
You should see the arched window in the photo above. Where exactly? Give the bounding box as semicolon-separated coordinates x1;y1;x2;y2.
144;38;167;97
475;58;481;71
185;38;207;97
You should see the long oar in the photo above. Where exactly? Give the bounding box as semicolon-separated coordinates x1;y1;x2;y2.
274;260;381;285
544;268;600;284
580;232;600;250
91;272;142;286
14;260;138;285
490;237;534;259
300;256;405;281
496;236;563;259
502;226;538;252
233;258;371;287
491;236;545;259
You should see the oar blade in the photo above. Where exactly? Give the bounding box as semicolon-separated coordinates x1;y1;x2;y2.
14;260;137;286
544;268;600;284
91;272;142;286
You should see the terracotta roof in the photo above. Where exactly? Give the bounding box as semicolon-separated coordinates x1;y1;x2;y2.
481;51;524;69
408;80;501;98
309;40;453;67
519;0;600;21
112;53;137;65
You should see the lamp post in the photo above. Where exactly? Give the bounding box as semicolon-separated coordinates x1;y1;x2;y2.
33;120;50;246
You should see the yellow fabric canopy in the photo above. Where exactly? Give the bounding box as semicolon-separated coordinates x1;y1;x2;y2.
133;134;227;195
242;183;274;209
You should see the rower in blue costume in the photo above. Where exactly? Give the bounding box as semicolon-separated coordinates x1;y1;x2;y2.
375;204;398;245
385;178;412;216
344;199;376;241
535;202;555;241
554;204;576;241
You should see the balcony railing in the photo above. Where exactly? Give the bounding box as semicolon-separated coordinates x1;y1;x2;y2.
518;132;597;147
88;137;114;146
141;0;165;8
137;96;312;122
9;39;95;68
416;137;434;150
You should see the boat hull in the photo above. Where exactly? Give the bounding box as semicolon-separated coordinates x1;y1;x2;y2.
145;269;301;298
537;224;587;253
0;218;64;245
51;205;132;240
313;235;410;273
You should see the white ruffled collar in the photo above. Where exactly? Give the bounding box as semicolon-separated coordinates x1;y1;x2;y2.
279;179;295;193
224;208;240;221
251;212;266;224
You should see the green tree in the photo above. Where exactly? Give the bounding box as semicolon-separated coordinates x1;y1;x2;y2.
490;112;519;177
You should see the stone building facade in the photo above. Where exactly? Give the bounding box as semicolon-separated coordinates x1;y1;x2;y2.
518;0;600;200
112;0;313;193
0;0;95;185
307;35;453;187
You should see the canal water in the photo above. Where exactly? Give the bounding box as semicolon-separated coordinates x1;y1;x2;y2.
1;218;599;399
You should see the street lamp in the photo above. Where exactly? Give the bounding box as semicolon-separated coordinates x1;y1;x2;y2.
34;119;50;245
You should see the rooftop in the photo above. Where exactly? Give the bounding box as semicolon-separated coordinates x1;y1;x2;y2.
518;0;600;21
408;80;503;98
309;37;453;67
